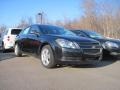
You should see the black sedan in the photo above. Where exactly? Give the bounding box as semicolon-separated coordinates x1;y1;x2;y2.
72;30;120;57
14;25;102;68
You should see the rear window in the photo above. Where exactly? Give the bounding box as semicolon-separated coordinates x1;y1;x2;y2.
11;29;22;35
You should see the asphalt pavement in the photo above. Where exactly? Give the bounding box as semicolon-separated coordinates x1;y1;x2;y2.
0;51;120;90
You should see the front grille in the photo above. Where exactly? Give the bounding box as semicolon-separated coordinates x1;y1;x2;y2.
78;42;101;54
83;49;101;54
79;42;100;46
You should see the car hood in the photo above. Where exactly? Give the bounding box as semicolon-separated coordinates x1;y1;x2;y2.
46;34;99;43
94;38;120;44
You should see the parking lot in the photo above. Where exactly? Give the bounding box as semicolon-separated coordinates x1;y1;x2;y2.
0;51;120;90
0;38;2;50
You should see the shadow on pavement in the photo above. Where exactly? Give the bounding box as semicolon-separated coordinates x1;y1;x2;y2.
0;50;119;68
0;53;15;61
0;50;28;61
68;56;118;68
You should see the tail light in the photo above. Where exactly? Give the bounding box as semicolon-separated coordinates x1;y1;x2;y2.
7;36;10;41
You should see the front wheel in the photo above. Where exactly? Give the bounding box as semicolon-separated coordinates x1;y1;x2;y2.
14;44;22;57
40;45;56;68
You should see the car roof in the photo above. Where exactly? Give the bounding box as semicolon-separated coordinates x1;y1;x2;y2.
72;29;92;32
8;28;22;30
31;24;62;28
72;29;97;33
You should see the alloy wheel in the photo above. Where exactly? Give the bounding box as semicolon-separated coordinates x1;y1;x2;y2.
41;48;51;66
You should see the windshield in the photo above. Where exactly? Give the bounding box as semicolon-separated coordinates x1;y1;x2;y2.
86;31;104;39
40;26;76;36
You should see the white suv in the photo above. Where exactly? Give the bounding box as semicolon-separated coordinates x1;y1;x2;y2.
1;28;22;50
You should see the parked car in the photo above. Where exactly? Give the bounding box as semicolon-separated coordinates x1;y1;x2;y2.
72;30;120;57
14;24;102;68
0;34;2;50
1;28;22;51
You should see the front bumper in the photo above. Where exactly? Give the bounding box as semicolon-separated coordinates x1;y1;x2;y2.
55;47;102;64
109;49;120;56
104;47;120;56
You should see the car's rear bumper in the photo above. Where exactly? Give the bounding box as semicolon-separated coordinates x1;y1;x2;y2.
4;45;14;49
3;42;14;49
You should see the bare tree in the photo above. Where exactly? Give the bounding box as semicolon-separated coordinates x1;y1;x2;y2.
0;25;7;33
28;17;33;25
62;0;120;39
17;18;29;28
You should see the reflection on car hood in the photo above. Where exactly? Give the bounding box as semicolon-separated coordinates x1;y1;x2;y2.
46;34;99;43
94;38;120;44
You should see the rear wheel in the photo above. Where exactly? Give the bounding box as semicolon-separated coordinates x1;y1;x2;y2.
1;42;5;53
40;45;56;68
14;44;22;57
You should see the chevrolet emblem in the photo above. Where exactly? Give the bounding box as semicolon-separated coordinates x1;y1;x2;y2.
92;46;96;49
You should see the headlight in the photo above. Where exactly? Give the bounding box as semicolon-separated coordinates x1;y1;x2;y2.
103;41;119;48
56;39;80;49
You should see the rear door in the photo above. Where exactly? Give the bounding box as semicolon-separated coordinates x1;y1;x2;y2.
18;27;31;52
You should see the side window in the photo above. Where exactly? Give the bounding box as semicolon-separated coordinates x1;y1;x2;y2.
20;27;30;35
11;29;22;35
29;26;41;34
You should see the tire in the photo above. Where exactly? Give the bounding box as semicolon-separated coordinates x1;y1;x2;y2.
14;44;22;57
1;42;5;53
40;45;56;68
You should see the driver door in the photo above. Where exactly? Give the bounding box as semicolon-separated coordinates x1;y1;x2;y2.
27;25;41;54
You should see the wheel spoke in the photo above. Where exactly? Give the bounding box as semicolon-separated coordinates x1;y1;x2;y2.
41;48;50;66
15;45;18;55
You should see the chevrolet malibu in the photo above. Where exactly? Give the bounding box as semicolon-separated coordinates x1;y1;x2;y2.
14;25;102;68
